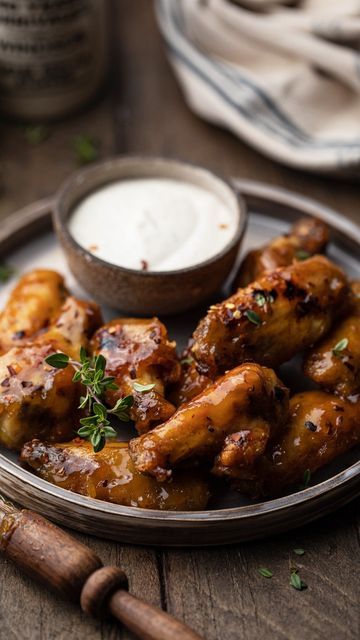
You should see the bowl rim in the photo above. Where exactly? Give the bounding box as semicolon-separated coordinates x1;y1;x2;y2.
53;155;248;278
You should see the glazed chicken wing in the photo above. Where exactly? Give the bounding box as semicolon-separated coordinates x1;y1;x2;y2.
169;356;212;406
191;256;350;378
234;217;329;288
0;270;67;354
215;391;360;497
304;282;360;400
20;439;210;511
0;296;102;450
129;363;289;480
91;318;181;433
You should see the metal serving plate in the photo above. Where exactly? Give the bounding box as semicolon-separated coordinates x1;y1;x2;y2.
0;180;359;546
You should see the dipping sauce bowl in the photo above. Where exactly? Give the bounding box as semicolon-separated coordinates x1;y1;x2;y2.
53;156;247;315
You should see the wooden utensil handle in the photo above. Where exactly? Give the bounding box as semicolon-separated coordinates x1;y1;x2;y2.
0;498;204;639
81;566;203;640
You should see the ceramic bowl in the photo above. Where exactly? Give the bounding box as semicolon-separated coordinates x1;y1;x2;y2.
53;156;247;315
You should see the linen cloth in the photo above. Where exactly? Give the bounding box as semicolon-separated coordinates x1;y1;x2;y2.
155;0;360;176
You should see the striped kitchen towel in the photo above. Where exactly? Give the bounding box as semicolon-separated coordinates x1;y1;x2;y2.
155;0;360;176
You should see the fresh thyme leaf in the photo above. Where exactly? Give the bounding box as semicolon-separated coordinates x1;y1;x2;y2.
133;381;156;393
74;134;98;165
303;469;311;488
45;352;70;369
254;292;266;307
293;548;305;556
295;250;311;261
79;346;88;363
332;338;348;357
290;570;307;591
46;349;133;452
181;356;194;366
258;568;273;579
0;264;14;283
25;125;50;145
245;310;261;326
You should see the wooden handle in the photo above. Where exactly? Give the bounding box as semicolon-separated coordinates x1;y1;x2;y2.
81;566;203;640
0;498;204;640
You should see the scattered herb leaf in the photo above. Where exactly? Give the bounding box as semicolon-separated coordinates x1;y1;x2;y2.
290;570;307;591
254;291;275;307
245;310;261;326
45;350;133;452
332;338;348;357
45;353;70;369
295;250;311;261
293;548;305;556
25;125;50;145
303;469;311;488
133;381;156;393
181;356;194;366
258;568;273;579
74;135;98;165
0;264;14;283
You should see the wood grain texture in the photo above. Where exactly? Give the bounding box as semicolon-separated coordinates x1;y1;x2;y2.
0;1;359;639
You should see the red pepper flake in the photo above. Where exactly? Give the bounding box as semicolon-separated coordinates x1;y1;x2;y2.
140;260;149;271
7;365;17;377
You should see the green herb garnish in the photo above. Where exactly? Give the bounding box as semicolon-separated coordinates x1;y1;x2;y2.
181;356;194;366
302;469;311;488
290;569;307;591
45;348;133;452
332;338;348;357
74;135;98;165
133;381;156;393
0;264;14;283
293;548;305;556
258;567;273;579
295;250;311;261
25;125;50;145
245;310;261;326
254;291;275;307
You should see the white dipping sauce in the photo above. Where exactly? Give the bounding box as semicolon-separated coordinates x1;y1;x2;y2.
69;178;237;271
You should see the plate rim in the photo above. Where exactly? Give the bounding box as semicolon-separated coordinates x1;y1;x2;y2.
0;180;359;541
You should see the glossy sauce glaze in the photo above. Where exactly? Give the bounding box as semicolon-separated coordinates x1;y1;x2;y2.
21;439;210;511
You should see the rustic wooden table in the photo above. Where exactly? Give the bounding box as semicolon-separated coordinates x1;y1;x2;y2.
0;3;359;639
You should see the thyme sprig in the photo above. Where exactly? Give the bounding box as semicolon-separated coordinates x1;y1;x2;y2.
45;347;134;453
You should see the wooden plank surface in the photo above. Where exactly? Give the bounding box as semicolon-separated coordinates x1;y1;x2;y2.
0;2;359;639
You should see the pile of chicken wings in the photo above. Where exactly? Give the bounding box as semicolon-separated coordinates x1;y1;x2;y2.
1;216;359;510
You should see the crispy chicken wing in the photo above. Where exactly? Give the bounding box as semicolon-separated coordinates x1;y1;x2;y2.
304;282;360;400
20;439;210;510
234;217;329;288
0;297;102;450
91;318;181;433
214;391;360;497
0;270;67;354
129;363;289;481
169;357;212;406
191;256;350;378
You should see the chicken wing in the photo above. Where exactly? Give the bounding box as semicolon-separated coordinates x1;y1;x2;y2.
234;217;329;288
191;256;350;378
214;391;360;497
91;318;181;433
0;270;67;354
304;282;360;400
0;296;102;450
20;439;210;511
129;363;289;481
169;356;212;406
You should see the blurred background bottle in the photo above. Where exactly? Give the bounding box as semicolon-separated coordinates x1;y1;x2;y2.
0;0;108;121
